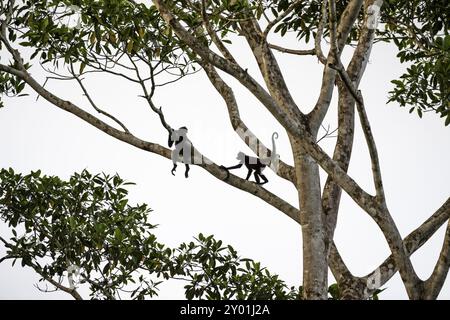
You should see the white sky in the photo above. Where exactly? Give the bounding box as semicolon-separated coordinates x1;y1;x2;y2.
0;27;449;300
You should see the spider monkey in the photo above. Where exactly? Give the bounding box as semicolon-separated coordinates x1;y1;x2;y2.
168;126;192;178
222;132;279;185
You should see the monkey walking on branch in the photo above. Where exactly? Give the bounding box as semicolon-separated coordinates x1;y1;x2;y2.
222;132;279;185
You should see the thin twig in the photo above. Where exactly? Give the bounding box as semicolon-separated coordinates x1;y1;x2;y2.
69;63;131;134
268;43;315;55
263;0;302;38
316;124;338;144
127;54;172;134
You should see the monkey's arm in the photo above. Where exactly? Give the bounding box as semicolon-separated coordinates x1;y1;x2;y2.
220;163;242;181
168;130;174;147
225;163;243;170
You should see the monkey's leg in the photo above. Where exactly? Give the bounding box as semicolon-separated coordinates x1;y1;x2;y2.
245;170;253;180
171;163;177;176
254;172;261;184
184;164;190;178
259;174;268;185
171;147;183;176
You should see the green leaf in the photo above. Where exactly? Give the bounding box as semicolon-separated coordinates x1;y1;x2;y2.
89;32;96;45
79;62;86;74
126;40;134;54
114;227;123;240
103;262;111;274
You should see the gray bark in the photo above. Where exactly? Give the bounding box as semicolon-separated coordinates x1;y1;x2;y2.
293;139;328;299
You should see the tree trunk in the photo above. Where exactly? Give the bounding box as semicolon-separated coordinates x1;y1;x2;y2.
292;138;328;299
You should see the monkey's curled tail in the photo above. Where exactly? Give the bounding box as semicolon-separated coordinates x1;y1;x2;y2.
271;132;279;154
270;132;279;172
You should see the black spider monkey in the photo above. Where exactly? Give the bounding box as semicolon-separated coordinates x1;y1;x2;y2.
222;132;279;185
168;126;192;178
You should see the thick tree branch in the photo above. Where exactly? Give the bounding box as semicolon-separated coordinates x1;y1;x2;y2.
323;80;356;276
423;219;450;299
200;0;237;64
355;94;385;201
329;243;352;282
330;54;421;297
314;0;328;64
362;197;450;299
322;0;383;288
313;0;383;292
328;0;339;55
330;56;386;202
0;62;172;156
40;274;83;300
238;18;304;122
302;137;374;213
152;0;303;136
308;0;365;131
201;162;300;223
200;60;296;184
328;55;385;202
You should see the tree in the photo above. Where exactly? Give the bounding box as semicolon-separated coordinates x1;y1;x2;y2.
0;0;448;299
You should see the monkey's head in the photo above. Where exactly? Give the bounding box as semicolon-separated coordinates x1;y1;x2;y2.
178;126;188;134
236;151;245;161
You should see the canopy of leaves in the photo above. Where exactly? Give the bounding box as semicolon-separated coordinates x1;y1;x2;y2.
0;168;169;299
171;233;301;300
0;168;308;300
11;0;168;62
382;0;449;125
1;0;448;123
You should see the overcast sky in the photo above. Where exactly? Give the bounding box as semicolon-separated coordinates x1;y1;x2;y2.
0;24;449;299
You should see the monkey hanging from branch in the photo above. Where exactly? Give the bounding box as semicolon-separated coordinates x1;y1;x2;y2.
168;126;193;178
222;132;280;185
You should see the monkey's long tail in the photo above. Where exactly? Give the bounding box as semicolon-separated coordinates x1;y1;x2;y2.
271;132;279;158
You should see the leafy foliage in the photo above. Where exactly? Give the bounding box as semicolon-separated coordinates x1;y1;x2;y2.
171;233;301;300
0;62;30;108
382;0;450;124
5;0;196;85
27;1;158;58
1;0;448;123
0;168;168;299
0;169;292;299
0;168;376;300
